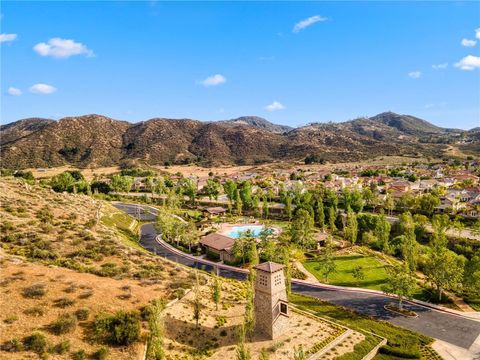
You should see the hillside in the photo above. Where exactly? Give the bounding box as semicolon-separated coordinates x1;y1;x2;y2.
0;112;475;169
0;177;195;359
369;111;446;136
221;116;293;134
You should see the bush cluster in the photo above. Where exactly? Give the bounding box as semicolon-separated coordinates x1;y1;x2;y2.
92;310;141;346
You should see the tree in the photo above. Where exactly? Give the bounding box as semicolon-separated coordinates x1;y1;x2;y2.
211;274;222;311
344;208;358;245
281;246;292;296
50;172;76;193
451;216;465;237
178;222;199;253
316;199;325;229
232;231;254;265
239;181;253;210
235;189;243;216
424;233;466;301
363;187;379;212
325;189;338;213
419;193;440;216
316;236;336;282
235;325;250;360
289;209;315;249
352;266;365;286
262;195;270;219
383;264;416;310
464;251;480;299
223;180;237;210
110;174;134;193
397;212;418;272
179;178;197;205
384;192;395;216
192;271;201;328
343;189;364;213
285;196;293;221
248;241;259;267
328;206;337;233
244;271;255;339
397;193;416;212
203;179;221;200
374;210;391;254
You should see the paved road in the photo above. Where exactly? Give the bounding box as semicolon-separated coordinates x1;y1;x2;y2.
114;202;480;351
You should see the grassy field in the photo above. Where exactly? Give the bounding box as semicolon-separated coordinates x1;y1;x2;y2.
303;254;390;290
290;293;439;360
303;253;455;306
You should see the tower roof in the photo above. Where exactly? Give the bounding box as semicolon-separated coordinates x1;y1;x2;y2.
254;261;284;273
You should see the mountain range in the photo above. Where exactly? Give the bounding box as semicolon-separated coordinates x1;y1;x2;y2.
0;112;478;169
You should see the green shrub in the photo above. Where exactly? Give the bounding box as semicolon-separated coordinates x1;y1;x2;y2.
92;346;110;360
93;310;141;346
54;297;76;308
206;250;220;261
23;332;47;353
49;313;78;335
72;349;86;360
36;206;54;224
75;308;90;321
379;345;421;358
1;338;23;352
141;299;165;321
22;283;46;299
24;306;46;317
50;339;71;354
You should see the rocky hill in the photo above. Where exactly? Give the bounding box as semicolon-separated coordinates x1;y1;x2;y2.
0;112;476;169
221;116;293;134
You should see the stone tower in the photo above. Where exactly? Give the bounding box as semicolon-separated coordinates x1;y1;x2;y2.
254;261;289;340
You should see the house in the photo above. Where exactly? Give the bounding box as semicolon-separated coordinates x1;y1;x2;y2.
202;207;227;219
199;233;236;262
388;180;411;193
131;178;146;191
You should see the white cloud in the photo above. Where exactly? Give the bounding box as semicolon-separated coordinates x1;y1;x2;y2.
432;63;448;70
454;55;480;71
200;74;226;87
33;38;94;58
476;28;480;40
0;33;17;43
7;87;22;96
265;101;285;112
293;15;327;33
408;71;421;79
461;38;477;47
29;83;57;94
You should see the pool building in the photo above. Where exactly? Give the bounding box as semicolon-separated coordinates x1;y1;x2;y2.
199;233;236;262
199;224;276;263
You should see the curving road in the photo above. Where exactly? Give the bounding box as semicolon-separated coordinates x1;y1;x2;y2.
113;202;480;353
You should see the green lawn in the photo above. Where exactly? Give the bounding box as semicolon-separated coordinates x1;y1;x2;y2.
303;254;390;290
302;253;453;305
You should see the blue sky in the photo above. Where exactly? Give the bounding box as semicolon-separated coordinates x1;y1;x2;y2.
1;1;479;129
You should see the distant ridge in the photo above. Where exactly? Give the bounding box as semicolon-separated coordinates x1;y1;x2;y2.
221;116;293;134
0;112;477;169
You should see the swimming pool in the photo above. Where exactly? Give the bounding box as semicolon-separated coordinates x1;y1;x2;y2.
225;225;272;239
